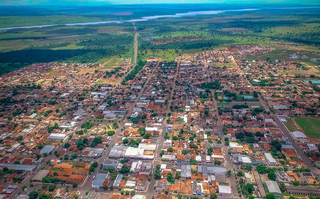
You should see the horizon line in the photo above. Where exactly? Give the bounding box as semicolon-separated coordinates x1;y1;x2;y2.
1;3;320;6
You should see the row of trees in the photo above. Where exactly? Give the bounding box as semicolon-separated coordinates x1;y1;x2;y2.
123;60;146;83
140;39;233;51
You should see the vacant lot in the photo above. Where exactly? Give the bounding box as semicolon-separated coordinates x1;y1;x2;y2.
218;102;230;107
216;63;234;67
284;118;299;132
294;117;320;138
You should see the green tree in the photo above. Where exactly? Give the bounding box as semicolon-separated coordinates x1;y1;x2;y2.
42;177;49;183
210;193;218;199
64;143;70;148
268;171;277;181
29;191;39;199
293;181;300;186
279;183;286;192
269;140;282;151
39;194;52;199
92;162;98;168
256;165;268;174
48;185;56;192
246;183;254;194
265;194;276;199
120;165;130;174
237;171;244;177
89;167;95;173
155;165;161;179
207;147;213;155
167;173;175;184
182;150;188;155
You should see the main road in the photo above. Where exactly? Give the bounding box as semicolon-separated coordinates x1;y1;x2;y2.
80;24;142;194
204;62;239;198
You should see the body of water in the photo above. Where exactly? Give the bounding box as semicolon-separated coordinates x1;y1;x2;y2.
1;8;259;30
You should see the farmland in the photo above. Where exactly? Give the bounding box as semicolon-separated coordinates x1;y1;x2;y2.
1;5;320;73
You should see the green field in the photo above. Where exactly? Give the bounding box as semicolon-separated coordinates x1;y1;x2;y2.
153;31;211;39
295;117;320;138
52;43;84;50
257;49;296;61
139;49;179;61
1;6;320;74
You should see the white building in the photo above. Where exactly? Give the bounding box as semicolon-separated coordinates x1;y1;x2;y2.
132;195;146;199
218;185;232;196
265;153;277;166
48;133;67;140
265;181;282;197
240;156;252;164
291;131;309;143
145;127;158;132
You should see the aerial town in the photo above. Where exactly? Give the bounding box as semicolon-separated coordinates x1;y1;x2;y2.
1;44;320;199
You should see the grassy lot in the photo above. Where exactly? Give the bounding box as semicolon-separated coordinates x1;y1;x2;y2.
304;61;320;67
283;118;299;132
257;49;296;61
98;39;134;64
48;70;59;74
52;43;84;50
177;118;184;124
216;63;234;67
139;49;179;61
294;45;320;53
294;117;320;138
154;31;211;39
278;65;320;76
218;102;230;107
236;94;242;101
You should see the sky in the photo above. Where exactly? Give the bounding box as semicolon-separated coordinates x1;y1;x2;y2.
0;0;320;5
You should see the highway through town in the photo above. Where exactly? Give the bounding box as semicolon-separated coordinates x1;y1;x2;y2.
205;61;239;199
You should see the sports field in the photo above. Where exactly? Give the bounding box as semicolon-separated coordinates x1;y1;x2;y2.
294;117;320;139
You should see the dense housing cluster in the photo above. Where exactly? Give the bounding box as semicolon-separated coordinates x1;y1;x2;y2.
1;44;320;199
